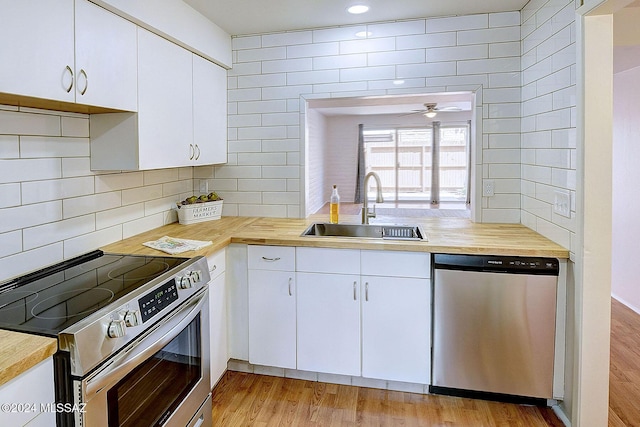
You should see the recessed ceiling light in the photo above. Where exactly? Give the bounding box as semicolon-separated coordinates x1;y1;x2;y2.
347;4;369;14
355;31;372;38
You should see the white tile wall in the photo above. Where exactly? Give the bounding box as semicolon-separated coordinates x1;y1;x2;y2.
204;13;524;220
520;0;576;252
0;106;196;281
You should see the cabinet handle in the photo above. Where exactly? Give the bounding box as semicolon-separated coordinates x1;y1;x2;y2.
261;256;281;262
64;65;74;93
365;282;369;302
79;69;88;95
288;277;292;296
195;144;201;160
189;144;195;160
353;281;357;300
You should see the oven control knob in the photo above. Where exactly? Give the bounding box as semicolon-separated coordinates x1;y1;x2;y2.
179;275;194;289
124;310;142;327
107;319;127;338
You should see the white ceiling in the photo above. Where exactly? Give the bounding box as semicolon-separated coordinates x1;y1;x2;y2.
183;0;529;36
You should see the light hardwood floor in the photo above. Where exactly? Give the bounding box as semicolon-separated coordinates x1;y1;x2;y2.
211;298;639;426
211;372;564;426
609;298;640;426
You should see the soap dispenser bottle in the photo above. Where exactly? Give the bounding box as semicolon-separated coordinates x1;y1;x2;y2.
330;185;340;224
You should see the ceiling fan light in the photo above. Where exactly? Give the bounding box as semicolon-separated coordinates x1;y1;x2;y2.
425;111;437;118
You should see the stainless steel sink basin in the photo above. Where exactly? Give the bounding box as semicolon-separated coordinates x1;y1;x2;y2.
301;223;426;241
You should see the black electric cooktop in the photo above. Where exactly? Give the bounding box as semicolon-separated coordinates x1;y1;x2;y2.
0;250;189;337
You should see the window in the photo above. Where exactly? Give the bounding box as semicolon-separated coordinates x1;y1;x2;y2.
363;125;469;204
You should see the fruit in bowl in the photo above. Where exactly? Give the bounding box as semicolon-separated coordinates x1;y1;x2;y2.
177;192;222;207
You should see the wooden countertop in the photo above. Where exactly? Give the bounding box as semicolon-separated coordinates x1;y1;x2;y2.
101;215;570;259
0;330;57;388
1;214;568;387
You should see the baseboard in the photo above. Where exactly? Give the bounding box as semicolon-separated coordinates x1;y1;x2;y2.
612;294;640;315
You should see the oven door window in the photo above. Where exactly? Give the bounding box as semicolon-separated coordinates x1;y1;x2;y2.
107;315;201;427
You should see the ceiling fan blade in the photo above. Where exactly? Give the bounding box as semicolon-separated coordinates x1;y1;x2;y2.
435;106;462;111
398;110;427;117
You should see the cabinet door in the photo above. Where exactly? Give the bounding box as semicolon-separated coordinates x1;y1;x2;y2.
248;270;296;369
209;271;228;389
137;28;193;169
0;0;75;102
74;0;137;111
0;357;54;426
193;54;227;165
297;272;360;376
361;276;430;384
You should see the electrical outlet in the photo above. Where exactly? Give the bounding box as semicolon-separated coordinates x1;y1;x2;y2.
554;190;571;218
199;180;209;194
483;179;495;197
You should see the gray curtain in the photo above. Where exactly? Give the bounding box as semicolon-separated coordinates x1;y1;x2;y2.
354;124;365;203
430;121;441;204
466;120;472;205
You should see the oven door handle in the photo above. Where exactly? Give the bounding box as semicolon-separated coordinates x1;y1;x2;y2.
83;288;208;400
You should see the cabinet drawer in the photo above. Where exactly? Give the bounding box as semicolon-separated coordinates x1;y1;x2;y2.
361;250;431;278
296;247;360;275
248;245;295;271
206;249;226;280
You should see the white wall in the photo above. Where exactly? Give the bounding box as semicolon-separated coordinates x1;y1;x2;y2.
520;0;577;253
612;65;640;312
202;12;524;221
0;105;194;281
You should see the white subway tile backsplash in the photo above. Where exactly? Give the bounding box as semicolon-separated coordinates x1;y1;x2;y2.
0;201;62;234
0;230;22;258
22;176;95;204
287;42;339;58
457;57;520;75
427;45;488;62
232;35;262;50
262;58;313;74
0;158;62;183
490;11;521;28
63;192;121;219
0;243;63;282
123;213;165;238
263;31;313;47
237;46;286;63
95;172;144;193
458;26;521;45
313;53;367;70
339;38;395;55
368;50;425;66
23;214;95;250
20;136;89;158
312;26;366;43
238;73;287;89
368;20;426;38
340;65;395;82
0;183;21;208
396;62;457;79
0;135;19;158
0;110;60;136
61;116;89;137
63;225;122;259
427;14;488;33
121;184;163;205
96;204;144;230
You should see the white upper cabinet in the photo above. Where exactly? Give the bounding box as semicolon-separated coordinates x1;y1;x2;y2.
74;0;137;111
193;54;227;165
90;29;228;170
0;0;75;103
137;27;194;169
0;0;137;110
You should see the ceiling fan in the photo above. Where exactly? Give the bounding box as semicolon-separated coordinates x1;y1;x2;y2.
404;103;462;118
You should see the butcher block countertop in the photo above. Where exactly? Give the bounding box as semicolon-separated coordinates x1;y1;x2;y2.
0;330;57;388
1;215;569;387
101;215;570;258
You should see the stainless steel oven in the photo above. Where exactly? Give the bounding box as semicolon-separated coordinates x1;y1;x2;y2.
78;286;211;427
0;250;213;427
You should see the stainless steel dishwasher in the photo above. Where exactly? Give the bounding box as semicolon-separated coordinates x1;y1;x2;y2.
430;254;559;404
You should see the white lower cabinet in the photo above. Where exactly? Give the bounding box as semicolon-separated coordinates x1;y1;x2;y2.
248;270;296;369
296;272;361;376
207;249;228;389
244;246;431;385
0;357;55;427
247;246;296;369
361;275;430;384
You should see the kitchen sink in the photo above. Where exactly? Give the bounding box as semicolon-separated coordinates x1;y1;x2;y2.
301;223;426;241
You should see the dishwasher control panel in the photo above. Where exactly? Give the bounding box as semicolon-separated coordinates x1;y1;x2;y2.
433;254;559;275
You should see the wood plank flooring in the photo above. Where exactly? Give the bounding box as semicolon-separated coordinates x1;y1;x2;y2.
211;372;564;426
609;298;640;426
211;298;640;426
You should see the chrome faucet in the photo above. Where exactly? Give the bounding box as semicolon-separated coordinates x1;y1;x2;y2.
361;171;384;224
